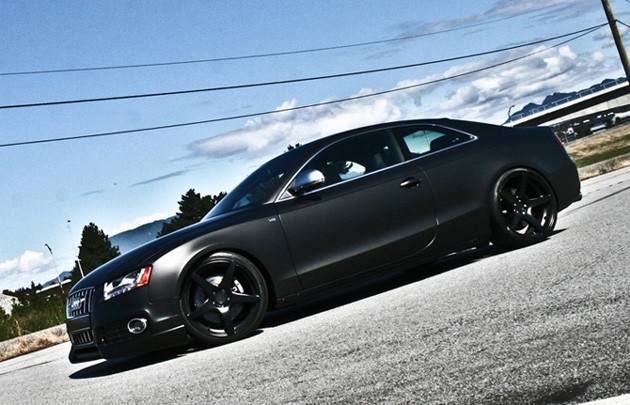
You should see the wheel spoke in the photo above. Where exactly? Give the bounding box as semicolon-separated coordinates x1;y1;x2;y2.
219;260;236;290
510;212;522;230
528;194;551;208
231;291;260;304
499;189;517;205
218;306;235;336
523;213;544;233
192;273;218;296
189;301;215;320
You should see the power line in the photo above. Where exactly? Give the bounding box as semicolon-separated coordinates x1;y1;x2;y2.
0;23;607;111
616;19;630;29
0;12;540;77
0;24;601;149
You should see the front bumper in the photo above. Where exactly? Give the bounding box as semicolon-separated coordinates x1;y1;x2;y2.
66;287;189;363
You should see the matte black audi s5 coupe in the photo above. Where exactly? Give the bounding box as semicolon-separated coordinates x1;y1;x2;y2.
66;118;581;363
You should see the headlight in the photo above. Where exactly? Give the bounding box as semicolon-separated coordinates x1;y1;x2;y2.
103;265;152;301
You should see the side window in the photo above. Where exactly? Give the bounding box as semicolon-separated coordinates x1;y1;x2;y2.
401;131;430;156
397;126;474;158
296;130;402;190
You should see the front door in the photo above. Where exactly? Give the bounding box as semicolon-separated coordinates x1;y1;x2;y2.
275;129;437;289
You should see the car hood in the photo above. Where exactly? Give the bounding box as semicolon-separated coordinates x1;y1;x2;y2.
70;210;244;292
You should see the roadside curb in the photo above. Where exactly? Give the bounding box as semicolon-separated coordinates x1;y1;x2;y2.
0;324;67;361
578;152;630;180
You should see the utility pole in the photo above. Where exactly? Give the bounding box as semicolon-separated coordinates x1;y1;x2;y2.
601;0;630;82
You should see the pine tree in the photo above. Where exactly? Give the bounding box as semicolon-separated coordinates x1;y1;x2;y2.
71;223;120;284
287;143;301;151
157;189;226;237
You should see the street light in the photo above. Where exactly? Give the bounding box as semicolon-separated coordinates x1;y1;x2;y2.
507;105;516;122
44;243;65;294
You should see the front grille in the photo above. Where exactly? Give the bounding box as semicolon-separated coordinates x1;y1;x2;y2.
66;288;94;318
69;330;94;346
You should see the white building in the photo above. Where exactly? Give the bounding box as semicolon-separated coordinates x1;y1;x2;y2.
0;293;18;316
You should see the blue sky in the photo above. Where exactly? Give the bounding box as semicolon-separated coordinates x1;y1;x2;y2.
0;0;628;292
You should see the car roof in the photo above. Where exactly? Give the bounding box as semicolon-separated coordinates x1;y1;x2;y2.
300;118;504;149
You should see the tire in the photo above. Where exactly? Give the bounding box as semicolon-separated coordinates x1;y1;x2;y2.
490;168;558;249
180;252;268;345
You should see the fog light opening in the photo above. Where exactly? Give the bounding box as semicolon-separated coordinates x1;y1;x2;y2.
127;318;148;335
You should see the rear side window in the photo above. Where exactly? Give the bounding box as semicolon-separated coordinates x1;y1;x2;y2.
396;126;474;159
402;131;431;155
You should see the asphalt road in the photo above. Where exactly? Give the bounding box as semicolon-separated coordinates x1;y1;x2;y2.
1;167;628;405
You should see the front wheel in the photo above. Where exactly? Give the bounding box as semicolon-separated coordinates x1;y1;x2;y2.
490;168;558;249
180;252;268;345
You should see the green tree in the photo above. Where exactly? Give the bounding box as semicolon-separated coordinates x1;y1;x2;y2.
71;222;120;284
1;282;66;340
0;308;12;340
287;143;301;151
3;283;40;307
158;189;226;237
6;292;66;337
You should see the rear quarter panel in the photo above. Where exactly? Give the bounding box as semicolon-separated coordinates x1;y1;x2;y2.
444;121;580;211
415;121;579;252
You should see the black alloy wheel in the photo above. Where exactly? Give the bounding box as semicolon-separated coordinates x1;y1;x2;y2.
490;168;558;249
180;252;268;345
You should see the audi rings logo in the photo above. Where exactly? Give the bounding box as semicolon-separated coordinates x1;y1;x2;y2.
69;296;85;312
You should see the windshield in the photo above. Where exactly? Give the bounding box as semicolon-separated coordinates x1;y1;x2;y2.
204;151;299;219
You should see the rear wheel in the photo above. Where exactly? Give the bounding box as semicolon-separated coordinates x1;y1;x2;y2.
490;168;557;249
180;252;267;345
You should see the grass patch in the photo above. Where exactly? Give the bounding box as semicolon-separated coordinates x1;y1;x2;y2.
566;126;630;168
572;143;630;167
0;294;66;341
0;292;67;361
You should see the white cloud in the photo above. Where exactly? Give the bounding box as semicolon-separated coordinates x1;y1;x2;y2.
0;251;50;276
433;45;615;122
1;248;79;292
111;212;169;235
593;25;630;49
0;251;58;291
392;0;591;39
0;257;19;275
190;44;618;160
486;0;580;17
190;95;406;160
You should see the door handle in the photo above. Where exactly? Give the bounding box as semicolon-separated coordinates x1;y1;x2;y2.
400;177;422;188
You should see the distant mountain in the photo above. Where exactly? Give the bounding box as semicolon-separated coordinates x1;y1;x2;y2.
41;271;73;289
110;217;173;254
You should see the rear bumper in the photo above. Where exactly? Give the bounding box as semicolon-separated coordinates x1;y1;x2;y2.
551;160;582;211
